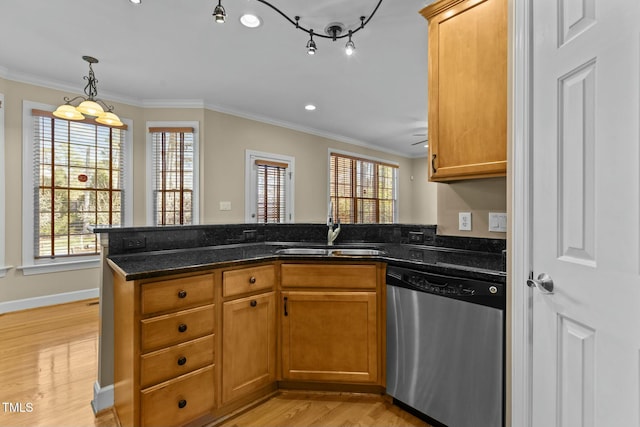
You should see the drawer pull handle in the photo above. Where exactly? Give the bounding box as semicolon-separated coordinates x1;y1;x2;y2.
178;323;188;333
249;276;257;284
250;300;257;307
177;290;187;299
178;399;187;409
284;297;288;317
177;356;187;366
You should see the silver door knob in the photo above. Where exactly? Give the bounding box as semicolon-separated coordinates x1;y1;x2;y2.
527;273;554;294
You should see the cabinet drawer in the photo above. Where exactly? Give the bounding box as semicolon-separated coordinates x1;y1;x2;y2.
223;265;275;297
141;365;214;427
140;334;215;389
281;264;377;289
141;274;214;315
141;304;214;353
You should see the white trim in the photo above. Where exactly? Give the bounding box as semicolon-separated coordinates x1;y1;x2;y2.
146;121;200;226
0;266;12;278
21;101;134;274
510;0;534;425
0;288;99;314
0;93;6;278
17;258;100;276
91;382;114;414
328;147;400;168
244;150;295;223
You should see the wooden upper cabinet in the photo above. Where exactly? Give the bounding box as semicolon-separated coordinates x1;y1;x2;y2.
421;0;507;181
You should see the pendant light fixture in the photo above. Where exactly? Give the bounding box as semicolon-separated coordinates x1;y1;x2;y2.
213;0;383;56
53;56;123;127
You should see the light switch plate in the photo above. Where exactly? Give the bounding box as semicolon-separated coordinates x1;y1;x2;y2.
219;201;232;211
489;212;507;232
458;212;472;231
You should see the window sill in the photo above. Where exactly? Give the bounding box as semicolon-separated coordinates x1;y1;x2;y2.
17;257;100;276
0;266;13;278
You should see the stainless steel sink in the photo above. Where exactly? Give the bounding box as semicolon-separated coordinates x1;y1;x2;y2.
276;248;330;255
330;249;384;256
275;248;383;257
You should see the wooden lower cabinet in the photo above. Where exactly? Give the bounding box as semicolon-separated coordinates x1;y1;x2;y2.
222;291;276;404
112;260;384;427
281;290;378;383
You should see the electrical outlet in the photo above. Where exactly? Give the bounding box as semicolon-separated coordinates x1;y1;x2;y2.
408;231;424;244
459;212;472;231
219;201;231;211
489;212;507;232
123;237;146;249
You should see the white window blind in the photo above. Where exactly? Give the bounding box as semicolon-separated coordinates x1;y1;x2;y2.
256;160;288;223
32;109;127;258
149;127;195;225
329;152;398;224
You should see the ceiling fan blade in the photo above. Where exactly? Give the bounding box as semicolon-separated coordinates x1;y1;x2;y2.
411;139;428;146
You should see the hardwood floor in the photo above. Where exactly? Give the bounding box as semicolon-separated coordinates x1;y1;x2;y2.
218;392;429;427
0;299;429;427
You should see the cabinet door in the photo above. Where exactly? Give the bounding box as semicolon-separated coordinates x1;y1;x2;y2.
221;292;276;404
281;291;378;383
423;0;507;181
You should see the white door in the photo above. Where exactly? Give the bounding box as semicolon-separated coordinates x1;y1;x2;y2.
531;0;640;425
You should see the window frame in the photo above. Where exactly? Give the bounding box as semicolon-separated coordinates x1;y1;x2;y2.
20;101;133;275
328;148;399;224
146;121;200;226
245;150;295;223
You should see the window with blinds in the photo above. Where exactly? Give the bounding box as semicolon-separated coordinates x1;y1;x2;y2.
255;160;288;223
149;127;195;225
32;109;127;258
329;152;398;224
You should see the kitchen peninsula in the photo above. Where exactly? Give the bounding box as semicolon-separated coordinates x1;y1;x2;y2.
95;223;505;426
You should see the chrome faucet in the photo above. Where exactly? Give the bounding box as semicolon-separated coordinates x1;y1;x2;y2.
327;217;341;246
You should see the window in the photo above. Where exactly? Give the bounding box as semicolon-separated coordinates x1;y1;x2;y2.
245;150;294;223
31;109;127;258
147;123;199;226
329;151;398;224
21;102;132;275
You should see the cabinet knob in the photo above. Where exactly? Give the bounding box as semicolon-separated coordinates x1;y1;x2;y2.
250;300;257;307
177;290;187;299
178;323;188;333
177;356;187;366
249;276;257;284
178;399;187;409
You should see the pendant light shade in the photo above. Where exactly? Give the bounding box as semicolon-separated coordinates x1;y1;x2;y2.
96;112;124;127
53;104;85;121
76;100;105;117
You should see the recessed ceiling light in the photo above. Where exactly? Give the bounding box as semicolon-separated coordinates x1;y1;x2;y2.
129;0;141;4
240;14;262;28
305;104;316;111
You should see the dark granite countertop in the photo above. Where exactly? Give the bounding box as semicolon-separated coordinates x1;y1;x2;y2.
107;241;506;284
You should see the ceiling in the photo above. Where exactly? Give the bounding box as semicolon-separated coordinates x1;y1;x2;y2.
0;0;434;157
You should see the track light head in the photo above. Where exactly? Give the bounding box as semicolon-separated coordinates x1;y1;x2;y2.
213;0;226;23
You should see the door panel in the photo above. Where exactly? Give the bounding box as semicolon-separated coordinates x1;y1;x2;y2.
532;0;640;425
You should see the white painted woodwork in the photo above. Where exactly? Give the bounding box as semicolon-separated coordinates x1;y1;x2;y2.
530;0;640;426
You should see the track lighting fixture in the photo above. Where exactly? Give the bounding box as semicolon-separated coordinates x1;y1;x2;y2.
345;31;355;56
306;31;317;55
213;0;383;56
213;0;226;23
53;56;123;127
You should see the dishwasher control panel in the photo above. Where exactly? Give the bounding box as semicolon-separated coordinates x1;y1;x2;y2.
386;266;505;309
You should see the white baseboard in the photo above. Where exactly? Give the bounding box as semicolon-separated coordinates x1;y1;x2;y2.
0;288;99;314
91;381;114;414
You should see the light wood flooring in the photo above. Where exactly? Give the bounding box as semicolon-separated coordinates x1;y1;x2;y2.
0;299;429;427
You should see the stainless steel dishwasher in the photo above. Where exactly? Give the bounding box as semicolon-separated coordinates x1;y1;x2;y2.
386;265;505;427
